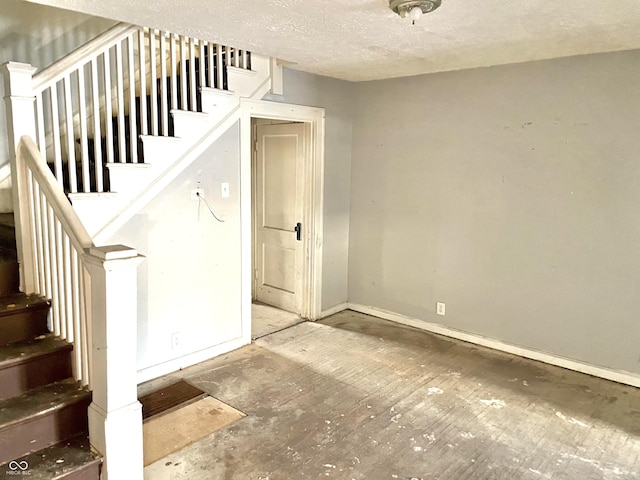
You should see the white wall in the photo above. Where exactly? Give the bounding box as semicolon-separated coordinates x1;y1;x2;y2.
349;49;640;375
264;69;354;312
1;0;116;172
107;125;242;374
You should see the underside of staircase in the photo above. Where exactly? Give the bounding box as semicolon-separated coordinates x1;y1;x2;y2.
0;214;101;479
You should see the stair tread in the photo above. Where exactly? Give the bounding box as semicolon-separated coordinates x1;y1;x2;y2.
0;379;89;431
0;334;71;369
0;293;49;314
0;433;101;480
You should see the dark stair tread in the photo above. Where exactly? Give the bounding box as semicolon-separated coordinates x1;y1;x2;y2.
0;293;49;315
0;334;71;369
0;379;90;431
0;434;101;480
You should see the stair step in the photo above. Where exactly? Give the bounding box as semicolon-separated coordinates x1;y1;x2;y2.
0;379;91;464
0;434;101;480
0;334;72;401
0;254;19;297
0;294;50;346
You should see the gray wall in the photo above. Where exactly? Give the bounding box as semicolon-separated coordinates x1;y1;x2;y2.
265;69;355;312
349;50;640;374
1;0;116;170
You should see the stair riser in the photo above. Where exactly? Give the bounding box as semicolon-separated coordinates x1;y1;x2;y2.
0;261;19;296
0;397;90;464
0;349;73;401
0;305;50;346
58;461;101;480
172;113;209;139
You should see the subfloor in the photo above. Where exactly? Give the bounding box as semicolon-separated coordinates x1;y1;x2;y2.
143;310;640;480
251;302;302;339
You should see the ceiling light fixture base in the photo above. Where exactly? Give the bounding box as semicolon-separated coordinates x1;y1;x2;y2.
389;0;442;20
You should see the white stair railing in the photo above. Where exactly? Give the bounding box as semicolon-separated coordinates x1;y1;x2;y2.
29;23;250;195
13;135;145;480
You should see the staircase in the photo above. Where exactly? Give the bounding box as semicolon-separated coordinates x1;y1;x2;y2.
0;215;101;479
2;21;277;480
12;24;273;240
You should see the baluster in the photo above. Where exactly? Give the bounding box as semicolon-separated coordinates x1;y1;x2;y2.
170;33;178;112
39;198;54;333
128;35;138;163
138;30;148;136
224;45;231;90
242;50;248;69
62;234;74;344
216;44;223;90
208;42;214;89
189;37;196;111
54;219;66;338
103;49;114;165
50;83;63;188
91;59;103;191
78;66;90;191
115;42;126;163
149;29;158;136
62;77;77;193
247;51;252;70
32;181;46;295
35;95;46;160
79;263;90;387
160;32;168;136
71;248;83;382
25;172;40;295
41;197;53;317
169;33;178;114
199;40;205;89
180;36;187;110
234;47;240;68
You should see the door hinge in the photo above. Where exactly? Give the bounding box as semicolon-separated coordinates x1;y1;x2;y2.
254;269;259;279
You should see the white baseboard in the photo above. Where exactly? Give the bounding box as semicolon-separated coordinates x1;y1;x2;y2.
136;336;248;384
318;302;348;319
348;303;640;389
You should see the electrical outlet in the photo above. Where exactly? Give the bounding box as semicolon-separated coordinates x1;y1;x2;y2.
171;332;181;350
436;302;446;316
221;182;230;198
191;187;204;200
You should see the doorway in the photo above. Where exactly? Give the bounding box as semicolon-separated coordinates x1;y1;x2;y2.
239;99;325;343
251;119;307;338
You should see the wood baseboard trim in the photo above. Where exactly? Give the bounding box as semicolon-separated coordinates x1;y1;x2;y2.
136;336;248;384
318;302;349;319
348;303;640;389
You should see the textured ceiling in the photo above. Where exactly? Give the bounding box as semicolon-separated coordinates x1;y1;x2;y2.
24;0;640;81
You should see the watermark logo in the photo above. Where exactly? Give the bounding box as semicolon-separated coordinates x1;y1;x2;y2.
6;460;31;476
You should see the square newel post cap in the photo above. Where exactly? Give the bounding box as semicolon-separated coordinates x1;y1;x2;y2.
88;245;143;262
3;62;37;96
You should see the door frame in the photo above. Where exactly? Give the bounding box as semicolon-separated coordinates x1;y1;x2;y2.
239;98;325;341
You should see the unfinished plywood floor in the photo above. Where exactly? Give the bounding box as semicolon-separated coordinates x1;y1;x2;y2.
144;310;640;480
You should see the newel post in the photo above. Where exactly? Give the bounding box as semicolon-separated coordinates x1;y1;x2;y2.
3;62;38;294
84;245;145;480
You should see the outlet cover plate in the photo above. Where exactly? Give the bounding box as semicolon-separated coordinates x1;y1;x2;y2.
436;302;446;316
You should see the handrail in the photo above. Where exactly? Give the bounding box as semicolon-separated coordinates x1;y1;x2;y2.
17;136;93;250
33;23;139;93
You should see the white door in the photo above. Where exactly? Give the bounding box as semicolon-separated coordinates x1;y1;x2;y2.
254;122;305;314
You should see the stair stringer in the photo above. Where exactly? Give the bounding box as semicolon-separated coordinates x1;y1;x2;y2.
70;55;273;242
